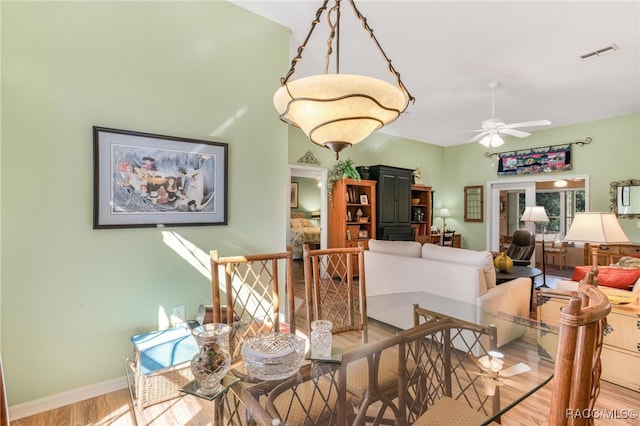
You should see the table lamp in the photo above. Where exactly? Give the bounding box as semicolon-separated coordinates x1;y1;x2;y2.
521;206;549;286
439;208;451;232
563;212;630;286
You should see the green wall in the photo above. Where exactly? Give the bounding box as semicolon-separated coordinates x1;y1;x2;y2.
290;114;640;249
440;113;640;249
1;1;288;405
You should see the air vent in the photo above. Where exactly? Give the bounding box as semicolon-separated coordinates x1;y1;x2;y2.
580;43;620;60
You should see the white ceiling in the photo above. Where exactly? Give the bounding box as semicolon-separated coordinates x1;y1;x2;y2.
229;0;640;147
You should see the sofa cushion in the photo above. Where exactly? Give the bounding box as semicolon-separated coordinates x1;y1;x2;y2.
422;244;496;289
368;239;422;258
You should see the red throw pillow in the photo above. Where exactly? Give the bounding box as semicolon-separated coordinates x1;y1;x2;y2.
572;266;640;290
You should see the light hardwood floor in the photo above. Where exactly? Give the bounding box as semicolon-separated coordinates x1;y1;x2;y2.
11;262;640;425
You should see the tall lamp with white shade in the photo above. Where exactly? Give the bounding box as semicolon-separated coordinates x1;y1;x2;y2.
564;212;630;286
521;206;549;287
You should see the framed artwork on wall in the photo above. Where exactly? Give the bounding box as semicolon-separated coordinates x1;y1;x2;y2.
93;126;228;229
291;182;299;208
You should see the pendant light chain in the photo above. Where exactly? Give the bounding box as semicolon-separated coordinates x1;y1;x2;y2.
348;0;414;104
280;0;331;86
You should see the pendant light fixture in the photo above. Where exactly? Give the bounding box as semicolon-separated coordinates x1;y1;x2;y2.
273;0;414;159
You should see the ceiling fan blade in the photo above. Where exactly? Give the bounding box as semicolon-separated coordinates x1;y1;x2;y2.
500;128;531;138
504;120;551;129
468;131;489;142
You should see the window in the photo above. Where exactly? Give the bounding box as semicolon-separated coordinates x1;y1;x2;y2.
518;188;586;236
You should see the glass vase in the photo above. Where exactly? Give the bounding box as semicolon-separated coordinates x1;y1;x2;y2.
190;323;232;395
310;320;333;359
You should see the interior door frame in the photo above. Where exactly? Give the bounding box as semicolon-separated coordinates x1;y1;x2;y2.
288;165;328;249
487;174;590;255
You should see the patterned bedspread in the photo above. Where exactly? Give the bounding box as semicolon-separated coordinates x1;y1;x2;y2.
290;227;321;259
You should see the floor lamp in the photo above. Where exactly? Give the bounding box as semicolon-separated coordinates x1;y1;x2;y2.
564;212;630;286
521;206;549;287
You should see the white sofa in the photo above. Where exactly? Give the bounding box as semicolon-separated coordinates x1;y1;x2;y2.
364;240;532;347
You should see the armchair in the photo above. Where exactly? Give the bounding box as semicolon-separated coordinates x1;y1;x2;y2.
505;229;536;266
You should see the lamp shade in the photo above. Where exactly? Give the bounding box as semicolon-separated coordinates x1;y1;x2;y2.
478;132;504;148
274;74;408;156
564;212;630;244
439;208;451;217
520;206;549;223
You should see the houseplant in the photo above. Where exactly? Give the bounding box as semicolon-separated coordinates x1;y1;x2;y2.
327;158;361;204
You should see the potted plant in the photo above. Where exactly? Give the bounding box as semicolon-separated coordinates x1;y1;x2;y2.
327;158;361;204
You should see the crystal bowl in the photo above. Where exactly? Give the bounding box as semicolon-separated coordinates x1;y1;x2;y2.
241;332;305;381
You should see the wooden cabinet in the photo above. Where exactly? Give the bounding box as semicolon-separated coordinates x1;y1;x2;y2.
410;184;432;240
537;296;640;391
368;165;413;240
584;242;640;265
329;179;376;250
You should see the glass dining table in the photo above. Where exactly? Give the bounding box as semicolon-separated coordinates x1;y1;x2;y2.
196;291;557;426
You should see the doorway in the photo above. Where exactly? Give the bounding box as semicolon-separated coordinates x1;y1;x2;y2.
288;165;328;250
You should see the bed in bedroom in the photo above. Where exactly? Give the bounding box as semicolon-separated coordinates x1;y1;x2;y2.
289;213;321;260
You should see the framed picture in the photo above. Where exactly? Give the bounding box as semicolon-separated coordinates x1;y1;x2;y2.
291;182;299;208
358;229;369;239
360;194;369;205
93;127;228;229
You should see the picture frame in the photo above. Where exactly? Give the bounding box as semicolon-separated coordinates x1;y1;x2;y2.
360;194;369;205
93;127;228;229
358;229;369;239
291;182;299;208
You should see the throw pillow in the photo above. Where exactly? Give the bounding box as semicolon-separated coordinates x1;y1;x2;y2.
572;266;640;290
421;244;496;289
368;239;422;258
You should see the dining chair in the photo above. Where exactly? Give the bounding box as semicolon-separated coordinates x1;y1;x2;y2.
545;240;568;270
210;246;296;361
543;276;611;425
302;243;367;342
302;242;404;421
410;305;500;425
441;230;456;247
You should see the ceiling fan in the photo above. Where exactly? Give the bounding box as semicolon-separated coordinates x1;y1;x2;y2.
468;82;551;147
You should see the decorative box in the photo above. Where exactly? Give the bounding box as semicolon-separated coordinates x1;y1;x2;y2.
128;326;198;409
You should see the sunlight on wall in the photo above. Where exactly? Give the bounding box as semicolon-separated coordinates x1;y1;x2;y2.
209;106;248;138
161;231;211;278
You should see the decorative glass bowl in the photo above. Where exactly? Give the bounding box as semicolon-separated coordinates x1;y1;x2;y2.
241;332;305;381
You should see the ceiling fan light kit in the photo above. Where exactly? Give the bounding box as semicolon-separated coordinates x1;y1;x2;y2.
273;0;414;159
468;82;551;146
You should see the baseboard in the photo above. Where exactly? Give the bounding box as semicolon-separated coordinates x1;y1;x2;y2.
8;376;128;421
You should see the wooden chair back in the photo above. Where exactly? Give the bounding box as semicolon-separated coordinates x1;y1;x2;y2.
252;317;499;425
441;230;456;246
1;354;8;426
548;279;611;425
302;242;367;342
210;246;296;360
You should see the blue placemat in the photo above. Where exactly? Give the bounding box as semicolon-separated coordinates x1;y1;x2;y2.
131;327;198;375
